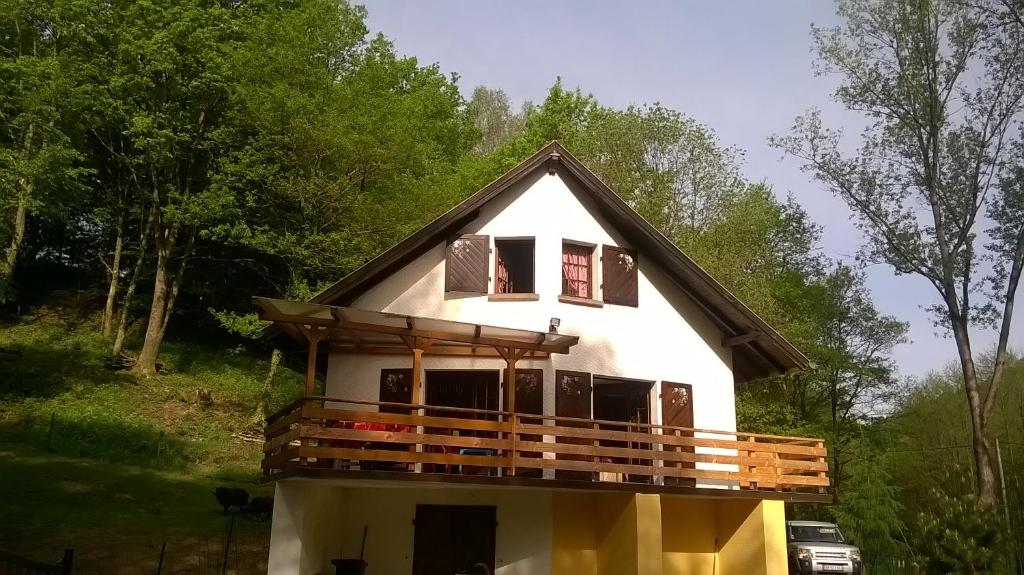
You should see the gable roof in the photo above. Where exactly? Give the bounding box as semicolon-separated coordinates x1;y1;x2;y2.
308;141;809;383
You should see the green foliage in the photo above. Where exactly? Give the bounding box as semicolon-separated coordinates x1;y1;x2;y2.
911;491;1007;574
832;447;904;568
0;306;303;472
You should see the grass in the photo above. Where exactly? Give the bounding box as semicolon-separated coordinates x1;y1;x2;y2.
0;304;304;476
0;442;273;573
0;303;305;571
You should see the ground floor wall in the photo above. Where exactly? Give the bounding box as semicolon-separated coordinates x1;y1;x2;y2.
268;480;553;575
268;479;788;575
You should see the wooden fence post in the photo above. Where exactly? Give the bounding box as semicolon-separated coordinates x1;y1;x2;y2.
47;413;56;452
59;549;74;575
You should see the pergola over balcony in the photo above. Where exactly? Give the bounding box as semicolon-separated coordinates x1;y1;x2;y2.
254;297;578;408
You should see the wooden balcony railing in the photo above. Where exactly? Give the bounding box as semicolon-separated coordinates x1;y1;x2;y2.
263;397;830;496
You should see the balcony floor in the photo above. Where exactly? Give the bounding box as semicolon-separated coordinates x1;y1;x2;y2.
267;466;832;504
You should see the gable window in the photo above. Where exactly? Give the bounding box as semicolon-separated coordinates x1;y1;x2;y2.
494;238;535;294
602;245;638;307
561;241;594;298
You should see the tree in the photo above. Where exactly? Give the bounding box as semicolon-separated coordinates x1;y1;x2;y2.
832;447;905;570
468;87;524;155
814;265;907;496
0;0;89;299
772;0;1024;507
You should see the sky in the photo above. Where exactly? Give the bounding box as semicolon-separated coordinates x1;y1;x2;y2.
359;0;1023;377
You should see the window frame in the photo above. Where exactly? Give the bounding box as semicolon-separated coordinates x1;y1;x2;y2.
493;236;536;296
560;239;596;299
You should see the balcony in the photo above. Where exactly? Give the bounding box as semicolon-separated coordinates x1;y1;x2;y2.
263;397;831;503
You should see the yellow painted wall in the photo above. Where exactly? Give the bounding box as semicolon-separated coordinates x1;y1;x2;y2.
552;492;664;575
661;498;718;575
635;494;664;575
551;492;597;575
716;499;788;575
595;493;638;575
553;494;787;575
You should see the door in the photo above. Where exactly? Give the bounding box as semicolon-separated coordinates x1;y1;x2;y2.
660;382;695;486
425;370;501;473
379;368;413;414
504;369;543;477
412;505;496;575
555;370;591;480
593;377;653;483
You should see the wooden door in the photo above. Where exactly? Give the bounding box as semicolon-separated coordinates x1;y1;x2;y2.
412;505;496;575
661;382;695;486
505;369;543;477
555;370;591;480
378;368;413;414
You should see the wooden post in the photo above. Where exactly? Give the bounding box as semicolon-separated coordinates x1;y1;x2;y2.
816;440;827;495
59;549;74;575
411;348;423;406
47;412;56;452
304;327;321;397
510;414;518;477
411;344;425;472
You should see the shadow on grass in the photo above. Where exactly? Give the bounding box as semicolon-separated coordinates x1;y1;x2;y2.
0;441;273;567
0;318;133;400
0;414;199;470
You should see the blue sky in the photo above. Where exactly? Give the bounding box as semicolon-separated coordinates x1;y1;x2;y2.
360;0;1023;377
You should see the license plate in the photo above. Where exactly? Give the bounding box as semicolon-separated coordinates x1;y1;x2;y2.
821;565;845;572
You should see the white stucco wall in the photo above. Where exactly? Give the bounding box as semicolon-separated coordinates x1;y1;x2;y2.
327;169;736;437
267;479;553;575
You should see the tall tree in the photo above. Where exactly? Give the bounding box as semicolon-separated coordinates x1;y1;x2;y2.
468;87;523;155
773;0;1024;507
104;0;248;375
0;0;88;298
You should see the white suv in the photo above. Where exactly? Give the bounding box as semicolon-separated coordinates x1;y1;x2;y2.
787;521;862;575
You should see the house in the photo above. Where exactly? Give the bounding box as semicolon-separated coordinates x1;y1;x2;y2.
259;142;830;575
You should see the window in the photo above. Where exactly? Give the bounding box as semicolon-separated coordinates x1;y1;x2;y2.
494;238;534;294
561;241;594;298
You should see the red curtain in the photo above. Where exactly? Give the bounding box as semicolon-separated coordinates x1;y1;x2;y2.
562;246;590;297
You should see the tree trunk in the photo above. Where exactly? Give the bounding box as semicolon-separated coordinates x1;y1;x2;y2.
113;207;154;356
254;348;282;424
157;231;193;341
102;213;124;337
134;222;175;377
951;317;999;506
0;191;28;293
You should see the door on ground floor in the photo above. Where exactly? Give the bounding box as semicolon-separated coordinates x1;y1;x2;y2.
412;504;496;575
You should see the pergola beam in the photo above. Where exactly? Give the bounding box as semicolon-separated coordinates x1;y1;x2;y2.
259;309;575;355
328;344;548;358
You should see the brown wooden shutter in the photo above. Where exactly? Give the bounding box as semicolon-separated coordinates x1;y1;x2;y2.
602;245;638;306
445;234;489;293
379;368;413;414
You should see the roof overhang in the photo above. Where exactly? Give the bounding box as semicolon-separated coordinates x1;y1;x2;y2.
267;142;809;383
255;297;579;355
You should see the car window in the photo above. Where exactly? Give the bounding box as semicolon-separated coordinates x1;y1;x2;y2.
789;525;845;543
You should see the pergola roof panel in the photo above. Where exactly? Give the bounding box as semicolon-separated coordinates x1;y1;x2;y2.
254;297;578;354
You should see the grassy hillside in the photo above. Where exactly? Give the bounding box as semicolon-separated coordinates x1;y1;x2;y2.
0;303;305;572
